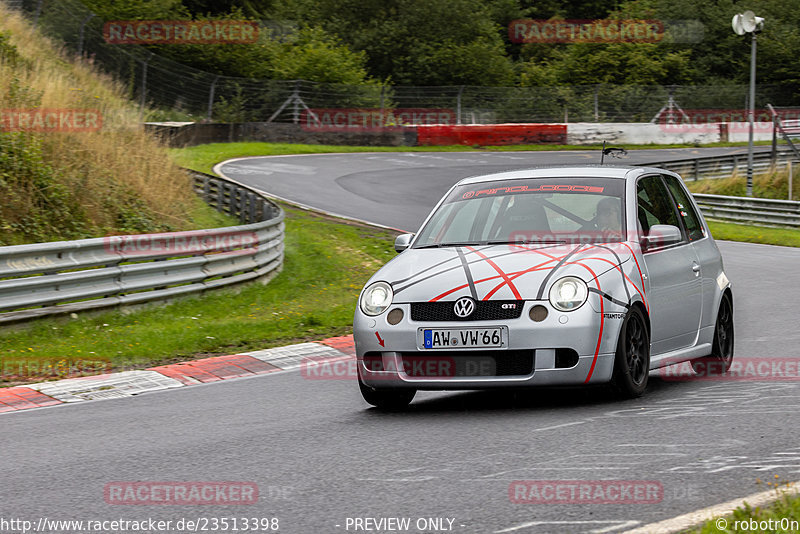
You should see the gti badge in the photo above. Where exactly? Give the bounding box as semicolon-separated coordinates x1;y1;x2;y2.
454;297;476;318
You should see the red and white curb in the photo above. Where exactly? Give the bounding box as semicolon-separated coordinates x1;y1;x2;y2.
0;335;355;413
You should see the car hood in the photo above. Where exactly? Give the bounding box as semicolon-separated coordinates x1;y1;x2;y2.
381;243;633;302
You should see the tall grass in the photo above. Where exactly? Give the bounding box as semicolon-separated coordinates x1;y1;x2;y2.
0;6;201;245
686;163;799;201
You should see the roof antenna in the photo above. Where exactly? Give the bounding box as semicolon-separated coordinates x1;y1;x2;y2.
600;141;627;165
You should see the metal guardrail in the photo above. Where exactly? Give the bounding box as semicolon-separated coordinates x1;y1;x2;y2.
0;171;284;325
645;148;793;181
767;104;800;160
692;193;800;227
632;149;800;226
190;170;280;224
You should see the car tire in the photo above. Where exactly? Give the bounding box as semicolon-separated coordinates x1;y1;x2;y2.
691;292;734;374
610;306;650;398
358;375;416;410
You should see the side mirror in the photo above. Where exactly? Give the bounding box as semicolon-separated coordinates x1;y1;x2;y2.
641;224;682;250
394;233;414;253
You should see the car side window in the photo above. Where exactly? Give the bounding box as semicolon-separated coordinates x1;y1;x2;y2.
636;175;683;237
663;175;705;241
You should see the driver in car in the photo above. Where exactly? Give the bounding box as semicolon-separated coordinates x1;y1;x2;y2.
584;197;623;239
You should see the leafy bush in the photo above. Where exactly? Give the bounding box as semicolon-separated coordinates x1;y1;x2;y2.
0;8;202;245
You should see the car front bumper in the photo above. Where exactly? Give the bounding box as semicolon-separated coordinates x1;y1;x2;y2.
354;300;623;390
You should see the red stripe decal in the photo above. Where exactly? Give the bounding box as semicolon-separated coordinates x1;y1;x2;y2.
431;283;470;302
466;246;522;300
575;249;647;310
562;260;603;382
483;257;563;300
619;242;649;313
428;245;565;301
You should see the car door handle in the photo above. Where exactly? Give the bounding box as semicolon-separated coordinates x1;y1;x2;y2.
692;262;701;276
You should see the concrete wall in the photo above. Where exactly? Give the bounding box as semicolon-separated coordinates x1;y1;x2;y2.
566;122;775;145
146;120;776;148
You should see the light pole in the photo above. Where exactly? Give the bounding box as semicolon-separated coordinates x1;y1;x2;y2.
732;11;765;197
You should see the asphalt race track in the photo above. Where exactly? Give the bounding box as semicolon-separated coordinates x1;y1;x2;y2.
2;146;799;534
214;146;772;231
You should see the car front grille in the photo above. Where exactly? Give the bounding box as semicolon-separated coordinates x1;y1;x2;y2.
410;300;524;322
396;350;534;377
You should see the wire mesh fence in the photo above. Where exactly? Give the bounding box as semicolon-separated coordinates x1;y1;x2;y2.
5;0;800;125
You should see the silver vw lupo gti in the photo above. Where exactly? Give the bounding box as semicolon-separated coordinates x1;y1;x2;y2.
353;166;733;409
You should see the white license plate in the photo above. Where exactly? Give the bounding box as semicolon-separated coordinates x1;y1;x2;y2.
421;327;506;350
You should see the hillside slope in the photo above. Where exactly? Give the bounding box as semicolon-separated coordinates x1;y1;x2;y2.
0;6;220;246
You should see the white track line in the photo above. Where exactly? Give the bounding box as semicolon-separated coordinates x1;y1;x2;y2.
622;480;800;534
213;157;410;232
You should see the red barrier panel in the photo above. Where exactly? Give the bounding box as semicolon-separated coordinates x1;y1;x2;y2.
416;123;567;146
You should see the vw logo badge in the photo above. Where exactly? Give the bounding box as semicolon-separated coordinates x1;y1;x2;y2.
454;297;476;318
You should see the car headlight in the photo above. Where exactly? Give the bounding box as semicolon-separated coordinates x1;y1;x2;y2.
549;276;588;312
360;281;394;316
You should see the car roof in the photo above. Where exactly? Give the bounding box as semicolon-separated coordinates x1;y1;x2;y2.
456;165;657;186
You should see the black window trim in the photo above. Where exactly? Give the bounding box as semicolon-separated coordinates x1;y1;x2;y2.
635;174;691;254
661;173;708;243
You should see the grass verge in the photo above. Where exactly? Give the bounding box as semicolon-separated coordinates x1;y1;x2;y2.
692;479;800;533
170;141;768;175
0;205;396;386
707;220;800;248
185;196;240;229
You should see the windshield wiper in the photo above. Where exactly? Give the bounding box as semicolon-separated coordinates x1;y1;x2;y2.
483;239;567;245
415;238;568;249
414;242;476;249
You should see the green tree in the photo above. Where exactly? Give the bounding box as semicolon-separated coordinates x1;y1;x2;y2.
519;42;695;86
608;0;800;88
79;0;376;85
80;0;188;20
180;0;271;18
253;27;376;84
273;0;514;85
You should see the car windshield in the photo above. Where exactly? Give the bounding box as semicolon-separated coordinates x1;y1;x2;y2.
413;176;626;248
